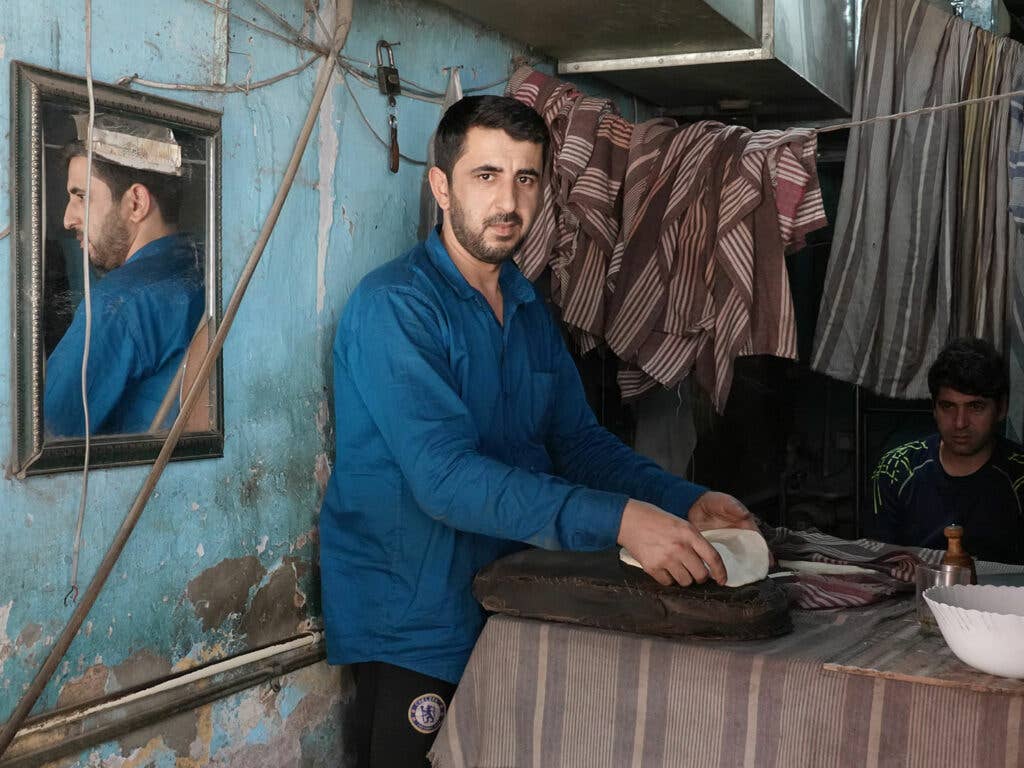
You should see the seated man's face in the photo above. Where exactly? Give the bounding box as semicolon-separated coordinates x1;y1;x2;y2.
933;385;1007;457
63;156;132;273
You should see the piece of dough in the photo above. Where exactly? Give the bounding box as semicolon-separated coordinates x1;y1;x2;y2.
620;528;770;588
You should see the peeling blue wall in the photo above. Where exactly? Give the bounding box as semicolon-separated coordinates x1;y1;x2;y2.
0;0;644;761
39;661;346;767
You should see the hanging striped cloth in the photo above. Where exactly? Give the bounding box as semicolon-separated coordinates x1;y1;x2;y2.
509;67;827;411
811;0;1024;427
1008;94;1024;443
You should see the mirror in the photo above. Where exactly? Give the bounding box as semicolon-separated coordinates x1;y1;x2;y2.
10;62;224;476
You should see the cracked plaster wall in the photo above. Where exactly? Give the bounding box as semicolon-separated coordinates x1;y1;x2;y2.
0;0;646;762
39;661;346;768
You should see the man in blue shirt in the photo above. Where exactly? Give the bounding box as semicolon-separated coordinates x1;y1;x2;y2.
870;338;1024;563
44;139;204;437
320;96;758;767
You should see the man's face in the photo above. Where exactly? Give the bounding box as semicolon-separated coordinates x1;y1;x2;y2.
442;126;543;265
63;156;133;273
933;385;1007;457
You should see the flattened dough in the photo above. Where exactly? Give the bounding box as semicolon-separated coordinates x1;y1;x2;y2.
620;528;770;588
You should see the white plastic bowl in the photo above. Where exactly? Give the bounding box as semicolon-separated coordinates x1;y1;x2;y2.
923;584;1024;679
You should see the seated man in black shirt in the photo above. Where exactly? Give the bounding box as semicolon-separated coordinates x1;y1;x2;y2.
870;337;1024;564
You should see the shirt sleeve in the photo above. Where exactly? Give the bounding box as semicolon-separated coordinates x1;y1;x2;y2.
870;451;906;545
44;300;139;437
341;286;627;551
541;315;707;520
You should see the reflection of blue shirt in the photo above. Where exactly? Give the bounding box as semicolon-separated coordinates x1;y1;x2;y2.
319;229;707;683
44;233;205;437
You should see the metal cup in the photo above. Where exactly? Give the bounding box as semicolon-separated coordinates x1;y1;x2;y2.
915;563;972;626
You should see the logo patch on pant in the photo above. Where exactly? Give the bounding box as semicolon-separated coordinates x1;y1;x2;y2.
408;692;446;734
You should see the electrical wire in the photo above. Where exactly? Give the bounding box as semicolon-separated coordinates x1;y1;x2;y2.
0;225;10;241
341;74;428;165
339;53;375;67
393;71;451;98
190;0;326;54
342;50;1024;136
336;61;510;165
814;86;1024;134
417;72;508;96
337;58;507;102
117;54;320;93
411;71;508;96
252;0;322;52
338;61;442;104
66;0;98;608
350;57;506;97
119;0;334;95
154;0;511;105
305;0;334;44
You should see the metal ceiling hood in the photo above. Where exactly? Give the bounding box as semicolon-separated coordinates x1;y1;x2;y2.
435;0;858;118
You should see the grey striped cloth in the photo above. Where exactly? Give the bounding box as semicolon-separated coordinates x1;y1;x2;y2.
812;0;1024;437
429;608;1024;768
1009;95;1024;442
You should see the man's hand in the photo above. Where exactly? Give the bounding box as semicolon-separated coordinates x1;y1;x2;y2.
617;500;726;587
687;491;758;533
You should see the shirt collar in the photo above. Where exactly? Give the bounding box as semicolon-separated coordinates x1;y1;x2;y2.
126;232;193;265
425;227;536;308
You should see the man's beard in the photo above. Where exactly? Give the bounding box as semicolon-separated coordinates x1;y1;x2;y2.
448;194;525;265
941;430;993;458
83;209;132;274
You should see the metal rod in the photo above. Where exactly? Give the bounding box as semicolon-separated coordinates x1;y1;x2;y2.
4;636;323;768
0;1;353;756
559;47;769;75
20;634;321;739
854;385;862;539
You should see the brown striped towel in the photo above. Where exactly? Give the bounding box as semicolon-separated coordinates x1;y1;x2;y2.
509;67;827;410
763;525;1024;609
763;525;940;609
782;571;912;610
764;525;943;579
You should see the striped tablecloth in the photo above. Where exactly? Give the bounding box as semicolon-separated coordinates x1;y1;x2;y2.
430;598;1024;768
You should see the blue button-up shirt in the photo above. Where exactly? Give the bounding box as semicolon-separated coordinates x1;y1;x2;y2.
320;230;707;683
44;233;205;436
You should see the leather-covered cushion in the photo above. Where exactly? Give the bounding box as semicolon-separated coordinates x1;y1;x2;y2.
473;548;792;640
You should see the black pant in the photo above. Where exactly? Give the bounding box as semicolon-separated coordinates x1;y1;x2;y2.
345;662;458;768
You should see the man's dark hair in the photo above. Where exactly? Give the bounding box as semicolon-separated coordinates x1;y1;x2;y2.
927;337;1009;402
433;95;549;179
62;141;185;226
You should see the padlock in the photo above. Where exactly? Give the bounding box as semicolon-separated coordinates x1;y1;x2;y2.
376;40;401;106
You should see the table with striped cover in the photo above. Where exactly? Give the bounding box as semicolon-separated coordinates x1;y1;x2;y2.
430;580;1024;767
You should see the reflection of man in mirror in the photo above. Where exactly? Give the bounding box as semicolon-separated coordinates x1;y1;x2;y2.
44;115;205;437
